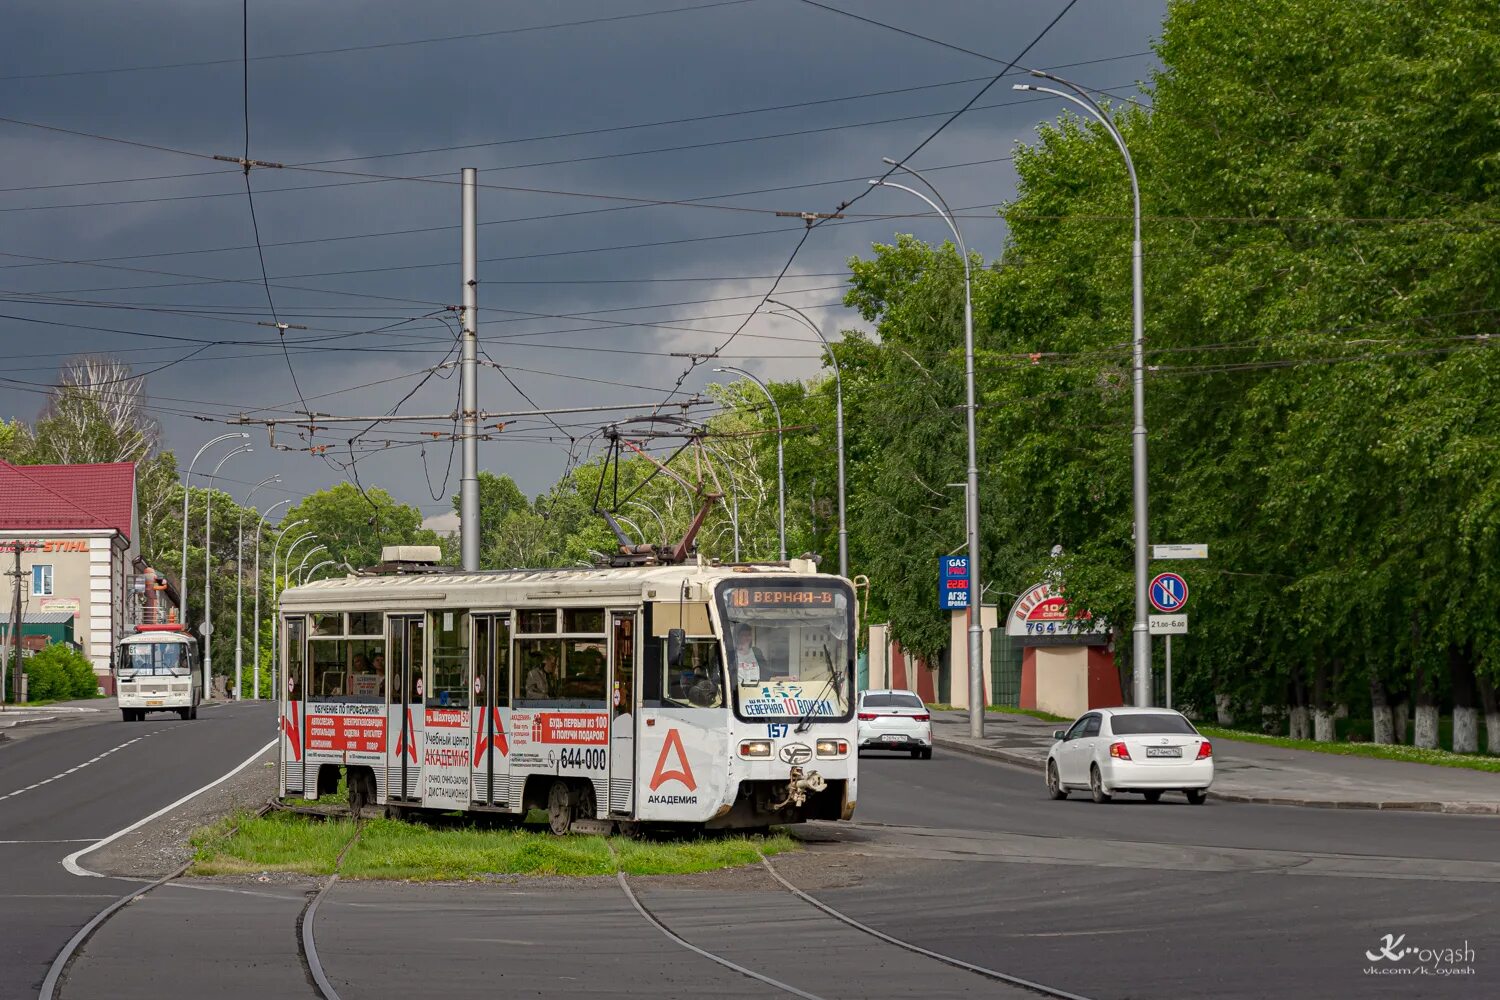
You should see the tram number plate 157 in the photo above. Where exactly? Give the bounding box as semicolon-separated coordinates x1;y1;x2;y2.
560;747;605;770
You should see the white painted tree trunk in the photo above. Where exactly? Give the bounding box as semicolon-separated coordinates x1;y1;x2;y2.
1371;705;1395;744
1393;702;1410;744
1452;707;1479;754
1261;705;1280;733
1215;694;1234;726
1413;704;1440;749
1487;712;1500;756
1289;706;1310;740
1334;704;1349;719
1313;708;1336;742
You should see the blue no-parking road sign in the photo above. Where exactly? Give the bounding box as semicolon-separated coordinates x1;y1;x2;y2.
1149;572;1189;613
939;556;970;610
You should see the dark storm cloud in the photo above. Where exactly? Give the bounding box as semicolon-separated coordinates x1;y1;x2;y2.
0;0;1166;510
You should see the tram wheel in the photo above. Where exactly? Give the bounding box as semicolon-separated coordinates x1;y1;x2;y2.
547;781;574;836
573;781;597;823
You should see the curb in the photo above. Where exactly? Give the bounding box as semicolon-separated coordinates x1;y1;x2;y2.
0;714;66;731
932;736;1500;816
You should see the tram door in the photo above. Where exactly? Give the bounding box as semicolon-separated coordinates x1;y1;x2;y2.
471;614;512;806
609;611;638;814
387;615;425;800
280;616;307;796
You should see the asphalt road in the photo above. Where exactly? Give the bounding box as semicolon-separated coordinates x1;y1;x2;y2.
0;702;275;1000
11;727;1496;999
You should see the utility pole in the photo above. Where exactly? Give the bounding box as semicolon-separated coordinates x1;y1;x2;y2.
459;166;480;572
4;541;23;708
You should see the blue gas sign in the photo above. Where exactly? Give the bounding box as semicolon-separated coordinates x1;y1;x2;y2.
940;556;970;610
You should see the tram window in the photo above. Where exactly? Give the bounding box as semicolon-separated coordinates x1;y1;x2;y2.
563;608;605;634
285;618;305;701
349;611;383;636
308;638;386;702
560;639;606;707
663;640;724;709
516;638;562;705
310;613;342;637
518;609;557;633
427;610;470;709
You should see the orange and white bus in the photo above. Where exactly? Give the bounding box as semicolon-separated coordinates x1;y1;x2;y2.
276;555;857;833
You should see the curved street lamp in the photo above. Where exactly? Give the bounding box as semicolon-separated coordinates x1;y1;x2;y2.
292;545;327;587
304;559;338;584
1014;72;1151;708
250;499;291;701
202;443;251;694
714;366;785;561
866;158;983;739
270;525;312;697
767;298;848;580
179;433;247;631
235;475;280;700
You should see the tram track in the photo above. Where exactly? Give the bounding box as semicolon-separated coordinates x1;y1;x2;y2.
609;839;1095;1000
39;801;359;1000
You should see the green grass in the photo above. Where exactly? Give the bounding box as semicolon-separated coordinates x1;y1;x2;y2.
190;811;798;880
1199;726;1500;773
928;703;1069;723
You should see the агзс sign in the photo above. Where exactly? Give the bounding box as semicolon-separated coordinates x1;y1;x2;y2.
939;556;969;610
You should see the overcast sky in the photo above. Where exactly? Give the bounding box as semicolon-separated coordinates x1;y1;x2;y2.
0;0;1167;519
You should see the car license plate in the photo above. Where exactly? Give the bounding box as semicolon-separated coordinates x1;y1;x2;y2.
881;734;903;742
147;700;163;706
1147;746;1181;758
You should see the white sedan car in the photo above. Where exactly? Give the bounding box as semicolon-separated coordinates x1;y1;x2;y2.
1045;707;1213;804
857;689;932;758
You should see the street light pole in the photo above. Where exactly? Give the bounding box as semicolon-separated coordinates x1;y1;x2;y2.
235;475;280;701
459;166;481;572
1015;73;1152;707
202;443;251;696
270;524;311;699
251;499;292;701
304;559;337;584
293;545;327;588
767;298;848;580
179;433;247;632
868;160;985;739
714;366;785;561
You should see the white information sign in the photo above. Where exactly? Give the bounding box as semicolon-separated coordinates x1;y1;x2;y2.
1149;615;1188;635
1152;544;1208;560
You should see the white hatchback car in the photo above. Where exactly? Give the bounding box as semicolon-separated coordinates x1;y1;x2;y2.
1045;707;1213;804
857;689;932;758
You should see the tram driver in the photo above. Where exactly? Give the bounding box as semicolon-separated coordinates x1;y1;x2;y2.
732;624;766;685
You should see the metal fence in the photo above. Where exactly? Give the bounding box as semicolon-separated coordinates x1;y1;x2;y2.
989;629;1022;708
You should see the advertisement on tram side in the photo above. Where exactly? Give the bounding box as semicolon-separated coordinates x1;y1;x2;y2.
422;707;471;809
636;711;728;822
510;709;609;777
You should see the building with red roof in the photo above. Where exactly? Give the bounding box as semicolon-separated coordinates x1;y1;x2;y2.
1;461;151;692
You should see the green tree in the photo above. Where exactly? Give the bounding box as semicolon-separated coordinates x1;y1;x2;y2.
283;482;437;573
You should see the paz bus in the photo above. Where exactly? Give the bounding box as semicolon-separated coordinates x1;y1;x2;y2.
276;554;857;833
116;624;203;721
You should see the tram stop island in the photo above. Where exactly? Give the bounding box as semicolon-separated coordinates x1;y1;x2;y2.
1007;581;1122;718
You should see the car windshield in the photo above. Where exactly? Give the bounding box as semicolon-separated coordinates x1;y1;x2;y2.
717;580;855;723
863;693;923;709
119;642;191;676
1110;713;1197;735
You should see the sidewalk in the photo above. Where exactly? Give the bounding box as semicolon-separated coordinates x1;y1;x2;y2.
930;710;1500;815
0;697;108;730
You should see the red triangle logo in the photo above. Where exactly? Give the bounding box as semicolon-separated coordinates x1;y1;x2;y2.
649;729;696;791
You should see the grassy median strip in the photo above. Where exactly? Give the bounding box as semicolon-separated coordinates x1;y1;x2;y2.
1199;726;1500;773
190;811;797;879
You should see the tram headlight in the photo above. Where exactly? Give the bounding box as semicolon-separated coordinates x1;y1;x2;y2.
738;740;772;758
815;739;848;757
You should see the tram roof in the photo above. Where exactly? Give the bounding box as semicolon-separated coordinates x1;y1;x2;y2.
279;558;833;612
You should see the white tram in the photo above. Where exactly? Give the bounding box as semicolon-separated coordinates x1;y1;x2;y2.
116;624;203;721
276;556;858;832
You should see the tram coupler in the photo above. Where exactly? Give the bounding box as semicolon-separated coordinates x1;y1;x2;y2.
770;766;828;811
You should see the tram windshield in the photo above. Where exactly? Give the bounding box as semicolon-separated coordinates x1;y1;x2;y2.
716;580;855;723
118;641;192;676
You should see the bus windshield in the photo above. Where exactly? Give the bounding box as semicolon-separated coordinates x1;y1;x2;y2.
716;580;855;723
118;642;191;676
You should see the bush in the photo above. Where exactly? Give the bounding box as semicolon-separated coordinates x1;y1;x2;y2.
21;644;99;701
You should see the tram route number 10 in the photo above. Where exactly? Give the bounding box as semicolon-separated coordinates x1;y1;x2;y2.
560;747;605;770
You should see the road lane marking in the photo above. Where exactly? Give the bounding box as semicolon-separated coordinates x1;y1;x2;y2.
0;839;102;844
0;737;144;801
63;738;275;878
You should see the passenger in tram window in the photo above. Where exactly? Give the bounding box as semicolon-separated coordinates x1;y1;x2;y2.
348;654;369;695
731;625;764;685
524;651;554;700
372;653;386;697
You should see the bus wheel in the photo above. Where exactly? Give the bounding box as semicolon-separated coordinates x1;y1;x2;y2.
188;702;198;720
178;707;191;721
547;781;574;836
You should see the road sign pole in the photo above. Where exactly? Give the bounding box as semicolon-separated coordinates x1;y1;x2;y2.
1165;635;1172;710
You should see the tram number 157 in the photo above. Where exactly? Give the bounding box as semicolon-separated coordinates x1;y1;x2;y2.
560;747;605;770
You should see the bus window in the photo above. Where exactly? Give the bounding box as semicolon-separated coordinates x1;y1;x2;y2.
427;610;469;708
663;640;723;709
